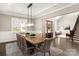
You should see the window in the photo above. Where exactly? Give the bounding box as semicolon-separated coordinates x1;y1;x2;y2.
11;17;27;33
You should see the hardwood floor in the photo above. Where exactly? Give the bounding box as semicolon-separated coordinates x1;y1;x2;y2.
1;37;79;56
0;43;6;56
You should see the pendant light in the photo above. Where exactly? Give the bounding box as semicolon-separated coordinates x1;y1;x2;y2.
26;3;34;27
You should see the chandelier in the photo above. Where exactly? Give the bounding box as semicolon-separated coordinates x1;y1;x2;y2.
26;3;34;27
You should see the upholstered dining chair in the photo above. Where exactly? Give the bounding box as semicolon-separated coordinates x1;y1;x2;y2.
16;34;22;49
43;38;53;56
34;38;53;56
21;36;35;55
16;34;35;55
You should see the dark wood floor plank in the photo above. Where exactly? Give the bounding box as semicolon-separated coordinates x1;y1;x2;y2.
0;43;6;56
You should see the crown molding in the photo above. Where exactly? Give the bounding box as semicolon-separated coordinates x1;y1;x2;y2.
36;3;78;19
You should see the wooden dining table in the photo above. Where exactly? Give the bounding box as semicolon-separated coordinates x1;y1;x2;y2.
19;33;54;48
25;37;45;45
20;33;46;46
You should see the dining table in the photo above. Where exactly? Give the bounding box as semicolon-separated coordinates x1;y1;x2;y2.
20;33;46;47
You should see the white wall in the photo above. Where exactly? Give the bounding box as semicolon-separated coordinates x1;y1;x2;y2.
35;19;42;33
0;14;11;31
58;12;78;31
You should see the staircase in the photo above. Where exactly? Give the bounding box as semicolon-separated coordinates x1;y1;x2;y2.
73;23;79;41
71;16;79;42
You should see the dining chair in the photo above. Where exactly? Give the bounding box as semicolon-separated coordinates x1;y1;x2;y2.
44;38;53;56
16;34;22;49
35;38;53;56
21;36;35;55
16;34;35;55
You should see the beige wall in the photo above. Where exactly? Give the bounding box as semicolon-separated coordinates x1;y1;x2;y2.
0;14;11;31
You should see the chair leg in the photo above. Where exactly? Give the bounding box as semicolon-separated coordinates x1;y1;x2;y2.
49;51;51;56
44;52;45;56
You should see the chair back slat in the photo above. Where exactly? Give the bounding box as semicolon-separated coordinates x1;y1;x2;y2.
22;36;27;47
16;34;26;49
16;34;21;48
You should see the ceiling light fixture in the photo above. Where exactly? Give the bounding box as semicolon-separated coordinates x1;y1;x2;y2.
26;3;34;27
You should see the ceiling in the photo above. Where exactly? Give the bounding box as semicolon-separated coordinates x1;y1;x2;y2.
0;3;54;18
0;3;79;19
